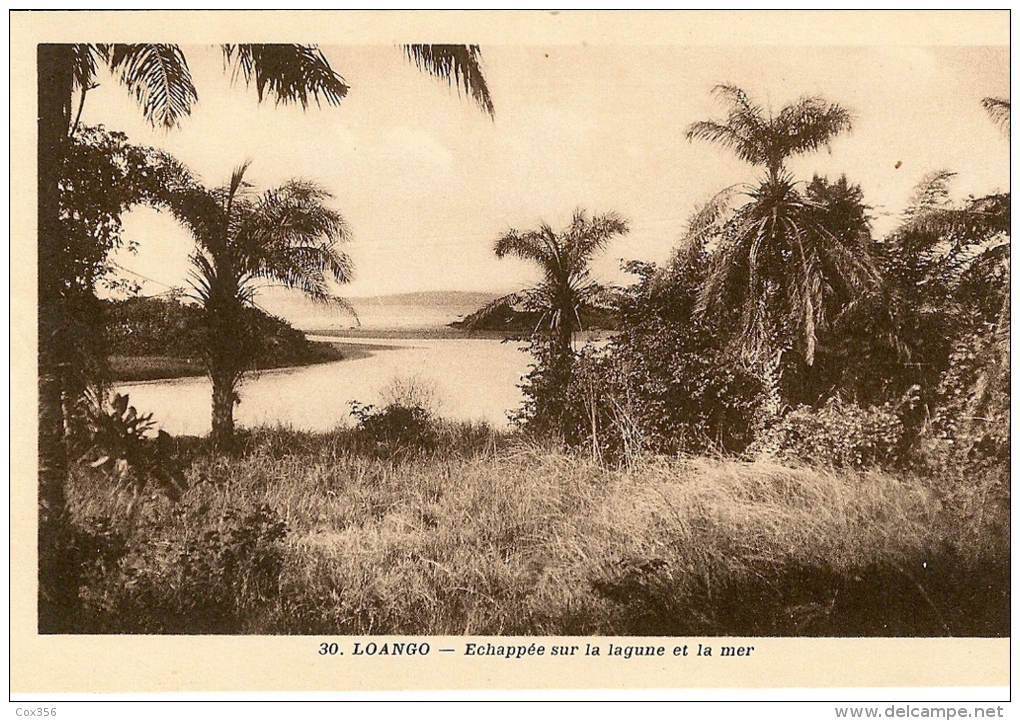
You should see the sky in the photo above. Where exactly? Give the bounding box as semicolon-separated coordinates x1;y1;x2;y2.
79;16;1010;316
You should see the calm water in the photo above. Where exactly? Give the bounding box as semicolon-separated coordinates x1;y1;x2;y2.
116;338;532;436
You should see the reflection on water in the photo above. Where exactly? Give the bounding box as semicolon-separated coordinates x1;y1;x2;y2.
116;338;531;436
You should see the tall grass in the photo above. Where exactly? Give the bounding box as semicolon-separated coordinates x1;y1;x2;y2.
65;425;1008;636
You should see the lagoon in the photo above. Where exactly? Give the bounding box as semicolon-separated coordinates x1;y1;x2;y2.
116;337;532;436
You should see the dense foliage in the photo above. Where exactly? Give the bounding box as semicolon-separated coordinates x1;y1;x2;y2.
506;89;1009;497
55;125;178;396
103;295;334;371
520;176;1008;487
516;254;761;460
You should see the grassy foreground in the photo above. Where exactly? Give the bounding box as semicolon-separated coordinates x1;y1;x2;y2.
66;425;1008;636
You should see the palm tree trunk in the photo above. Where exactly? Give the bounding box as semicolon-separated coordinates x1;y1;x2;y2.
37;43;75;631
210;372;237;450
205;272;243;450
540;321;576;435
553;317;575;375
756;347;784;431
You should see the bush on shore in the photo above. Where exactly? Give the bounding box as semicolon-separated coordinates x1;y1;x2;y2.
103;296;341;379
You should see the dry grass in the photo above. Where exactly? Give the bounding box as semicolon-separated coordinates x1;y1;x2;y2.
65;427;1009;636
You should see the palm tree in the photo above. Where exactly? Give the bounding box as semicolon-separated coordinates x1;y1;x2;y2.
37;42;492;630
467;209;629;362
684;85;875;415
165;162;352;448
465;210;628;430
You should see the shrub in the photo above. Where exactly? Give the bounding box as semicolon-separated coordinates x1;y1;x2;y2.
610;258;762;454
378;374;443;416
83;501;290;634
905;319;1009;534
79;390;186;502
349;400;439;455
751;397;905;470
515;257;762;462
44;516;130;633
930;314;1010;467
511;339;578;443
172;504;289;633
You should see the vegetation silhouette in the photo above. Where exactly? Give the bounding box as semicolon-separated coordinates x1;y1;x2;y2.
685;85;877;417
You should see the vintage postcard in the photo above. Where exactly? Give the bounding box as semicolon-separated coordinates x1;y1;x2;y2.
10;10;1010;700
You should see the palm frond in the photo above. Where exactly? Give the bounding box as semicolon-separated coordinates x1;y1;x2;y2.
773;95;853;160
688;84;851;175
72;44;98;91
698;174;880;365
888;176;1010;317
185;250;216;306
685;120;757;162
461;291;525;331
894;173;1009;268
714;83;767;147
494;227;555;266
404;44;494;117
681;186;742;250
565;209;630;270
697;222;746;311
228;160;253;199
102;44;197;129
234;181;349;278
252;180;350;242
904;170;957;218
983;96;1010;136
685;84;769;166
222;44;348;108
248;244;354;301
149;149;197;193
712;83;761;119
315;293;360;318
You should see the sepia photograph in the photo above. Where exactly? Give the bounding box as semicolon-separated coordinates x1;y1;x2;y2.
11;10;1009;698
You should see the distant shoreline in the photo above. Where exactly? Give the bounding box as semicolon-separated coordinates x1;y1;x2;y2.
308;326;610;342
306;326;513;341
